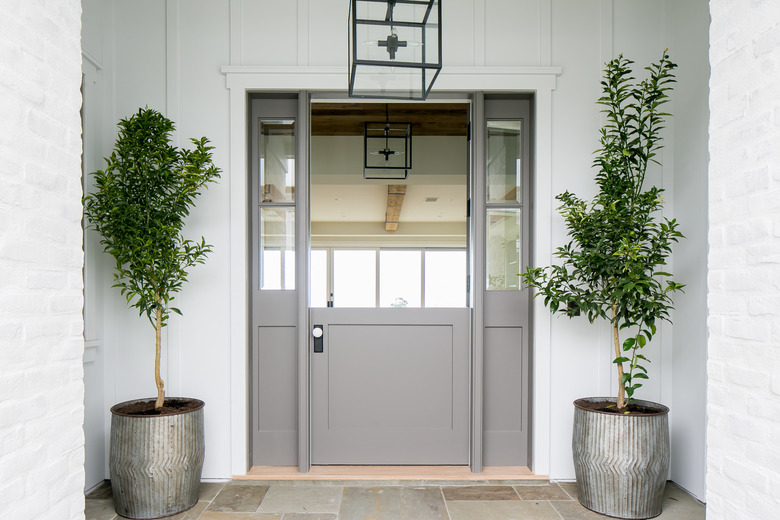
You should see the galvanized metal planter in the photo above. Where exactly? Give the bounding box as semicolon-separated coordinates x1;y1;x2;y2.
109;398;205;519
572;397;670;519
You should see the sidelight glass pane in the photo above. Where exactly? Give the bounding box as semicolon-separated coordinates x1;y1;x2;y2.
379;250;421;308
333;250;376;307
260;207;295;290
486;120;523;203
259;120;295;203
486;209;521;291
425;250;466;307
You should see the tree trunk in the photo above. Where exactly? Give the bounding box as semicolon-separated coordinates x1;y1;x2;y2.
611;303;626;411
154;304;165;409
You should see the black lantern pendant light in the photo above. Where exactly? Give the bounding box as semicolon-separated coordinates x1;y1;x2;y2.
364;104;412;180
348;0;442;100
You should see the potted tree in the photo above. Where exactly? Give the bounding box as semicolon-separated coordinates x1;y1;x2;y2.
520;52;683;519
83;108;220;519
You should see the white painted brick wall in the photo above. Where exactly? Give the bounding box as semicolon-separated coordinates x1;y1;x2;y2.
708;1;780;518
0;1;85;519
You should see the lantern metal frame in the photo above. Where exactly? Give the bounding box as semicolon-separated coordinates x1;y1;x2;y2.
348;0;442;100
364;105;412;180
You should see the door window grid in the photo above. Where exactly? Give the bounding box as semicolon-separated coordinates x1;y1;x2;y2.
259;119;296;290
311;248;466;308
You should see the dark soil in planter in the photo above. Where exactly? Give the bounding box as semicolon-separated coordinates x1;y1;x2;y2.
112;398;204;417
575;399;667;416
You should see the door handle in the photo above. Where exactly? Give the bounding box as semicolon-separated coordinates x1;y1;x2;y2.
312;325;324;353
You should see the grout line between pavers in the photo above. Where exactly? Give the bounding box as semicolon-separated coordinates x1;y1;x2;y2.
439;486;453;520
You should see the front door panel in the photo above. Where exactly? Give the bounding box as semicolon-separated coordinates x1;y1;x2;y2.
311;308;469;465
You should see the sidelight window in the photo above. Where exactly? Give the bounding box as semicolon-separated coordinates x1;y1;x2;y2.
258;119;296;290
485;119;524;291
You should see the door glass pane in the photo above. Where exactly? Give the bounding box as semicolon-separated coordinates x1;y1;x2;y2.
379;250;421;308
486;209;521;291
425;250;466;307
260;207;295;290
487;120;522;203
333;250;376;307
311;249;328;308
260;120;295;203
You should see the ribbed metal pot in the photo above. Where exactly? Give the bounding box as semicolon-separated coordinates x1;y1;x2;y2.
109;398;205;519
572;397;670;519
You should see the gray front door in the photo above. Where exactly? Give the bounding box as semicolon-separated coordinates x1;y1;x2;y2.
310;308;469;465
308;101;472;465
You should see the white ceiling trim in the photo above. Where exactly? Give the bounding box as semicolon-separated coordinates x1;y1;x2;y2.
222;66;561;92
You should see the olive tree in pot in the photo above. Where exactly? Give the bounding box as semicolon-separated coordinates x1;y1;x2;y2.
520;52;683;519
83;108;220;519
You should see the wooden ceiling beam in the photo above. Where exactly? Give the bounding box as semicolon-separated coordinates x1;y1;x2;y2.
385;185;406;231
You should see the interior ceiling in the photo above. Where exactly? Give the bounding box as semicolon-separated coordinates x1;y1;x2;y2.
311;103;469;136
310;102;469;236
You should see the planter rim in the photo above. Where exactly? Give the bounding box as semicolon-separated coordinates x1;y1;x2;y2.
573;396;669;416
110;397;205;417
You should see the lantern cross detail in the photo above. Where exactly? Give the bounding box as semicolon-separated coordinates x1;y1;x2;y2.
378;33;407;60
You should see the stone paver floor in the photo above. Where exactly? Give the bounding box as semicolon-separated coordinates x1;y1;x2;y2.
86;480;704;520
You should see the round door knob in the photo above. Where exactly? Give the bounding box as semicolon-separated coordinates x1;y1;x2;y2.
312;327;323;338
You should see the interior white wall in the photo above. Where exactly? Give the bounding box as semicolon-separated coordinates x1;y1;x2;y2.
81;0;710;487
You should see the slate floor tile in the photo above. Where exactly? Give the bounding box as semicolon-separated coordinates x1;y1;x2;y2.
514;482;571;500
207;483;270;512
658;484;705;519
258;485;342;514
198;482;227;502
558;481;578;499
84;499;116;520
441;485;519;501
85;481;113;500
446;500;563;520
166;502;210;520
550;500;607;520
198;513;282;520
281;514;338;520
339;487;448;520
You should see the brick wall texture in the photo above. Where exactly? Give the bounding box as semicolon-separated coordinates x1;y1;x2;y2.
0;1;85;519
708;1;780;518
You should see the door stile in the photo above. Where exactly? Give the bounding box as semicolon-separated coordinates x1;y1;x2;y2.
297;91;311;473
470;92;486;473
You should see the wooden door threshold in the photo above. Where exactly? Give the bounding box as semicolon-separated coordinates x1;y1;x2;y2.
235;466;547;481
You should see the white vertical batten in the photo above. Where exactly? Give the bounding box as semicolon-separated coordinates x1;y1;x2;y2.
540;0;552;67
474;0;486;67
298;0;310;66
598;0;614;399
165;0;182;399
230;0;242;66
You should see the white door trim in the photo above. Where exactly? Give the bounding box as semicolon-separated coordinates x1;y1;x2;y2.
224;66;559;476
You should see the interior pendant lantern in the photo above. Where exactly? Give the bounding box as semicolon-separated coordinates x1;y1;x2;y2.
348;0;442;100
364;104;412;180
